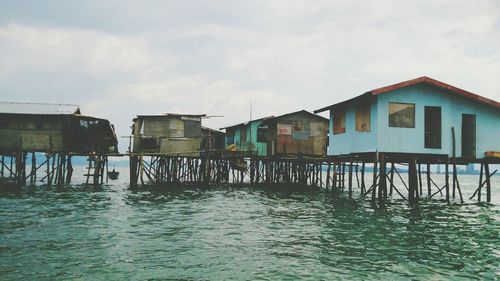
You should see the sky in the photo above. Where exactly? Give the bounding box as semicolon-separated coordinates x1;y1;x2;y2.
0;0;499;152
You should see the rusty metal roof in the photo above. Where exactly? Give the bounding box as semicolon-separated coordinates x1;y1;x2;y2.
315;76;500;113
0;102;81;115
135;113;206;118
259;110;328;127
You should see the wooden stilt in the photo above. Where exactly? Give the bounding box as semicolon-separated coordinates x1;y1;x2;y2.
478;163;483;202
426;163;431;197
361;162;365;194
389;163;395;196
408;157;418;204
445;162;450;204
372;161;378;201
348;159;353;197
485;163;491;203
379;155;387;203
418;163;422;196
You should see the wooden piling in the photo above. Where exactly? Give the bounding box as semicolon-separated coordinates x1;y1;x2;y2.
445;162;450;204
485;163;491;202
379;156;387;203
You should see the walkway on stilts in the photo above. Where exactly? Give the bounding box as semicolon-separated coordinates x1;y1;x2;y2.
129;151;498;205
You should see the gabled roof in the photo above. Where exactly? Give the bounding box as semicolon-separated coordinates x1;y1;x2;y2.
201;126;225;135
220;116;275;130
135;113;206;118
0;102;81;115
259;110;328;127
315;76;500;113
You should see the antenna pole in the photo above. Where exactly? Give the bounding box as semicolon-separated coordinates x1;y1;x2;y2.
249;101;253;153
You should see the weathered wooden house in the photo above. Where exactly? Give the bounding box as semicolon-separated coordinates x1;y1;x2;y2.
258;110;329;156
220;116;274;156
0;102;118;154
201;126;225;151
314;76;500;160
131;113;205;156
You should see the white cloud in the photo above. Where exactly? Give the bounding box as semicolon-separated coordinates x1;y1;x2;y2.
0;0;499;152
0;24;157;75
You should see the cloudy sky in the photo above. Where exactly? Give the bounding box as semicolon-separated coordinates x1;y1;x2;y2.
1;0;499;151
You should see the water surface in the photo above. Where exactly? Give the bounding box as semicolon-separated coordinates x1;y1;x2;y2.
0;168;498;280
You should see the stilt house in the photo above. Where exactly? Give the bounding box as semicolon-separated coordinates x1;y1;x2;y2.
201;126;225;151
220;116;274;156
258;110;329;156
0;102;118;154
314;76;500;160
131;113;205;156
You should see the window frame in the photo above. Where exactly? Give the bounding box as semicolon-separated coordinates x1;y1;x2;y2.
388;102;415;128
333;109;346;135
355;103;371;132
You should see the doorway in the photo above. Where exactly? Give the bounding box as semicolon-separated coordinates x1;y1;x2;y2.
461;114;476;158
424;106;441;148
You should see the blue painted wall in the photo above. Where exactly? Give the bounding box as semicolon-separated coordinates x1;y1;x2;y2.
329;84;500;158
224;119;267;156
328;100;378;155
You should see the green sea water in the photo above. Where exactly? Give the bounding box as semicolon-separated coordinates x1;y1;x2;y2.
0;168;498;280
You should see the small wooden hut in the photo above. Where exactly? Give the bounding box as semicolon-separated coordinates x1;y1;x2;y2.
0;102;118;154
220;116;274;156
131;113;205;156
201;126;225;151
258;110;329;157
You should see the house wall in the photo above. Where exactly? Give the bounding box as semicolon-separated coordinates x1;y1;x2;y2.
224;120;268;156
376;84;500;158
249;120;268;156
0;116;65;152
270;112;328;156
328;84;500;158
329;101;378;155
132;116;201;156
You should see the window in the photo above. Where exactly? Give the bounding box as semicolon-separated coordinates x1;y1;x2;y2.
355;103;371;132
184;120;201;138
425;106;441;148
333;109;346;134
141;137;158;149
0;118;7;128
79;120;89;128
226;128;235;144
389;103;415;128
257;127;268;142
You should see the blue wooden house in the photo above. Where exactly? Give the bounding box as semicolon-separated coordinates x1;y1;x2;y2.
315;76;500;160
220;116;274;156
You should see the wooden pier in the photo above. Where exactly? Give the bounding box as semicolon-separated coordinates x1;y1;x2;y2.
129;151;497;204
0;152;117;186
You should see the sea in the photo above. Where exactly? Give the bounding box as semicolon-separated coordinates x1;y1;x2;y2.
0;166;498;280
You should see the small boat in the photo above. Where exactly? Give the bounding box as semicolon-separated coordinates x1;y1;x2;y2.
108;168;119;180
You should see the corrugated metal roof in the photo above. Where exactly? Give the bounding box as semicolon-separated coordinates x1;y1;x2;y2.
135;113;206;118
201;126;225;135
220;116;275;130
259;110;329;127
315;76;500;113
0;102;80;115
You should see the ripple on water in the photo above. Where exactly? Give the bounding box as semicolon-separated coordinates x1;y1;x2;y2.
0;175;499;280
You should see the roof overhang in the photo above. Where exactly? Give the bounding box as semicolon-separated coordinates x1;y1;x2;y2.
314;76;500;113
220;116;275;130
259;110;329;127
135;113;206;119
